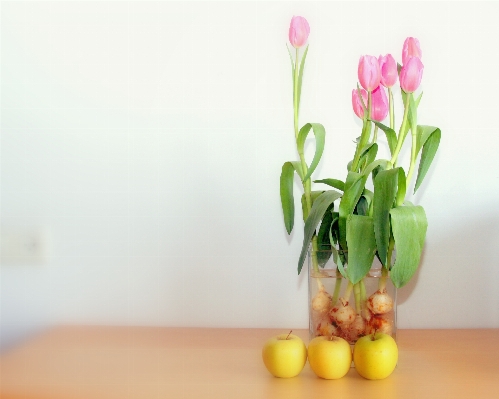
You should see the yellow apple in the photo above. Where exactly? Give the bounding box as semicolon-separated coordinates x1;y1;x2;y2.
262;332;307;378
353;332;398;380
307;336;352;379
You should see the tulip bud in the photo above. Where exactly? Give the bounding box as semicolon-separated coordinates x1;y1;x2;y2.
402;37;422;66
352;88;368;119
288;16;310;48
370;85;389;122
400;56;424;93
378;54;398;88
358;55;381;92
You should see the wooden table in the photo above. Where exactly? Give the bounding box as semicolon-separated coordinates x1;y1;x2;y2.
1;327;498;398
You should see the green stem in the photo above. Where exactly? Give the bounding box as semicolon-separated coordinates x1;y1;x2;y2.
293;48;319;274
351;91;373;172
389;99;410;167
331;270;343;306
405;128;418;188
388;87;394;131
360;279;367;303
354;283;362;314
293;48;300;141
373;125;379;144
386;236;395;270
379;266;388;291
341;281;354;306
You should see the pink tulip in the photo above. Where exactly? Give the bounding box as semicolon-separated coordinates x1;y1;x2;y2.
288;16;310;48
400;56;424;93
358;55;381;92
402;37;422;65
352;88;368;119
378;54;398;88
370;86;389;122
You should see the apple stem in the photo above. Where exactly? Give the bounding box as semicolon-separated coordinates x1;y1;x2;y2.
371;327;378;341
286;330;293;340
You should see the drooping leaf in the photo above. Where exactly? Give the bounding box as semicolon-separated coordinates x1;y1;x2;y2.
314;178;345;192
389;205;428;288
373;121;397;156
346;214;377;284
373;168;400;266
297;190;343;274
280;161;303;234
414;126;441;193
297;123;326;182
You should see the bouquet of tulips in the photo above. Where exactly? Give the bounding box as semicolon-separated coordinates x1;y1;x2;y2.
280;16;441;341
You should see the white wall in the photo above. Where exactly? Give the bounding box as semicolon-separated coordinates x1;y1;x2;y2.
2;1;498;350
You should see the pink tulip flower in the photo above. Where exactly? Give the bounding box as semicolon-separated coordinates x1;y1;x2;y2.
402;37;422;65
370;85;389;122
400;56;424;93
378;54;398;88
358;55;381;92
289;16;310;48
352;88;368;119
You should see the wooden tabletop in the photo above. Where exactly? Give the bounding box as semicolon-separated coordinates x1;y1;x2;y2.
1;326;498;398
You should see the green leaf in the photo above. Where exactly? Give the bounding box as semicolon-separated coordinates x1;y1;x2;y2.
373;168;400;266
396;167;407;207
279;161;303;234
314;178;345;192
389;205;428;288
416;125;435;154
361;188;374;216
373;121;397;156
362;159;390;178
414;127;441;193
297;190;343;274
301;191;325;222
296;45;309;113
338;172;368;250
359;143;378;173
346;215;377;284
355;196;369;216
415;91;423;107
297;123;326;182
317;206;335;266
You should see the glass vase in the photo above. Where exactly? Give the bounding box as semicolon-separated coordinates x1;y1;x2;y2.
308;247;397;345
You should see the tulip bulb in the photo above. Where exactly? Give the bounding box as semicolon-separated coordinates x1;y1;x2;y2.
367;289;394;315
366;312;394;336
312;288;332;314
329;299;356;327
316;318;338;338
342;315;367;344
